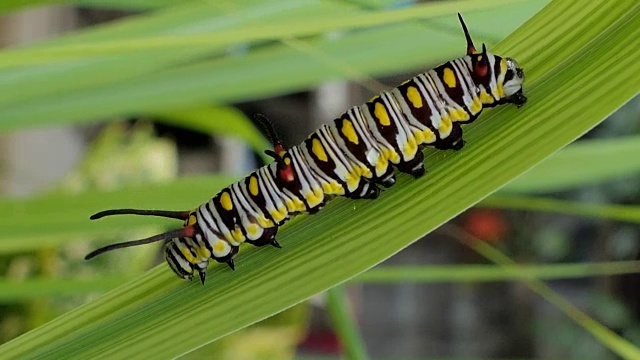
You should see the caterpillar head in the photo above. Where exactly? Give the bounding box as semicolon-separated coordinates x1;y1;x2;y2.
500;57;526;107
458;13;527;108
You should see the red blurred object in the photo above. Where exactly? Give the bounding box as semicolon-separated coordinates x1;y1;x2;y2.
463;208;509;243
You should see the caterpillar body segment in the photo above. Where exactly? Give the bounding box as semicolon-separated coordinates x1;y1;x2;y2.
86;14;526;285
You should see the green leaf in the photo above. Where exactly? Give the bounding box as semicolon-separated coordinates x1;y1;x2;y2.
503;136;640;193
0;0;544;131
481;195;640;224
2;1;639;359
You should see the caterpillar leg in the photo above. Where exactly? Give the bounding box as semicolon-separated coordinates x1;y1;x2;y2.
374;166;396;188
395;151;426;179
345;180;380;200
245;226;281;248
435;123;465;151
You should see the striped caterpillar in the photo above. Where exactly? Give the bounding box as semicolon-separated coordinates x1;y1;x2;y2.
85;14;527;285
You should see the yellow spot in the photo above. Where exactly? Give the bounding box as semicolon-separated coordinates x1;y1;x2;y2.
249;176;259;196
451;108;470;122
247;224;260;237
374;102;391;126
305;188;324;207
180;247;196;263
500;59;507;74
471;97;483;114
331;182;344;194
187;213;197;226
375;155;388;174
257;215;273;228
443;67;457;88
480;89;494;104
285;199;295;212
284;157;291;165
270;206;287;223
312;138;328;162
402;138;418;157
220;192;233;211
422;129;436;144
369;95;379;102
439;115;452;135
361;166;372;178
213;240;226;254
382;147;400;164
197;246;211;259
341;120;359;144
406;86;423;108
232;226;245;242
497;83;505;98
346;172;360;190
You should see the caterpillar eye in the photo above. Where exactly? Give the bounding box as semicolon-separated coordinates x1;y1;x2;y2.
516;68;525;80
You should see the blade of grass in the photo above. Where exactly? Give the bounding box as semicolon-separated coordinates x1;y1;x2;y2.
0;0;541;69
4;260;639;302
481;195;640;224
0;175;239;253
503;135;640;193
355;261;640;283
0;276;128;302
153;106;270;160
447;225;640;360
0;1;638;358
326;286;369;360
0;3;546;132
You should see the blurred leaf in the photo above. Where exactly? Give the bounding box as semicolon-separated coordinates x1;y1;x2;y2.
0;0;546;131
154;106;270;160
503;136;640;193
355;262;640;283
0;176;237;254
481;195;640;224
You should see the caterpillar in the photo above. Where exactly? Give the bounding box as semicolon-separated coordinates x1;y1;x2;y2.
85;14;526;285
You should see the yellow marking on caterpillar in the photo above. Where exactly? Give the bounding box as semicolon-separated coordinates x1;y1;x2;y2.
402;138;418;157
305;187;324;207
284;157;291;165
439;114;452;135
232;226;245;242
257;215;273;228
312;138;328;162
247;224;260;237
500;58;507;74
497;83;505;98
369;95;380;102
220;192;233;211
249;176;259;196
187;213;197;226
213;240;227;254
452;108;470;122
346;172;360;190
471;97;483;114
443;68;457;88
406;86;423;108
341;120;359;145
480;89;494;104
180;247;197;263
270;205;287;223
422;128;436;144
197;246;211;259
374;102;391;126
375;155;388;174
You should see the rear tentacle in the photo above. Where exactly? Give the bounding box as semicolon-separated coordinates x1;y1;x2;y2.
85;225;196;260
90;208;191;221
